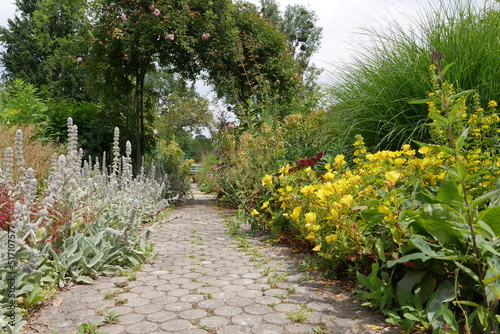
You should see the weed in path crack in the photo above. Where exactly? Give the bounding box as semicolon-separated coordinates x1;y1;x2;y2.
114;298;128;305
104;290;121;300
286;304;312;323
103;309;119;324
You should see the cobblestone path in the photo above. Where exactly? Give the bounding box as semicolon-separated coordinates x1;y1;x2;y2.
27;187;398;334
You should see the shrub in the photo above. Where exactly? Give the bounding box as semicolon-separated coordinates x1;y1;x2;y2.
210;110;334;209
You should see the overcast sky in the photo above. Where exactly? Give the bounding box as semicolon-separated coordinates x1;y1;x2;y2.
0;0;495;85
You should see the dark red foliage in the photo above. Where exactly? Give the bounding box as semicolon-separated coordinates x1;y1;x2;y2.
0;184;14;231
289;151;326;173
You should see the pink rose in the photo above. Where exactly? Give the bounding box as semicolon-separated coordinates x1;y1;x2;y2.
168;34;174;40
202;33;210;40
153;9;160;16
121;13;127;21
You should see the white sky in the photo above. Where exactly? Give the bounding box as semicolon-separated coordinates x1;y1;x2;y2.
0;0;494;85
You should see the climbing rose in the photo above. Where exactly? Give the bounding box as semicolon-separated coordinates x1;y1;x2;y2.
202;33;210;40
77;57;83;62
153;9;160;16
168;34;174;40
121;13;127;21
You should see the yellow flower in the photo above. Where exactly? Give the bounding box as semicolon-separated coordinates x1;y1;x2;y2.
323;172;336;181
385;171;401;185
251;209;259;215
340;194;354;206
325;234;338;243
306;233;315;240
488;100;498;108
394;158;406;166
279;164;290;174
312;244;322;252
261;174;273;186
301;185;316;194
418;146;431;155
333;154;347;167
327;208;339;220
290;206;302;220
261;201;269;209
305;212;317;224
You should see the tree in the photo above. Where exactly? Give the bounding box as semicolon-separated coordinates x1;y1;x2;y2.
259;0;323;69
256;0;324;115
86;0;303;167
0;0;45;86
0;0;90;100
200;2;303;119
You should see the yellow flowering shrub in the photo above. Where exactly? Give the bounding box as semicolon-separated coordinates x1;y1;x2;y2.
250;64;500;331
253;76;500;272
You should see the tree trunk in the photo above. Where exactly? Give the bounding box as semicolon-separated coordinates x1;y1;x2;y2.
134;60;148;172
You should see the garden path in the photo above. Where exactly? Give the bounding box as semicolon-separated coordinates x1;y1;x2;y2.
26;185;398;334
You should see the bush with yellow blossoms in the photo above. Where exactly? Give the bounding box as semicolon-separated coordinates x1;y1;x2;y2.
253;63;500;333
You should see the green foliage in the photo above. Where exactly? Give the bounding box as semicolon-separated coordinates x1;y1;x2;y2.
208;109;333;208
324;0;500;152
146;139;193;202
0;0;89;100
0;79;48;125
41;99;113;157
259;0;323;69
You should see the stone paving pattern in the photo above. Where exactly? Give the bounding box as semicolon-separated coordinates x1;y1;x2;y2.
27;187;399;334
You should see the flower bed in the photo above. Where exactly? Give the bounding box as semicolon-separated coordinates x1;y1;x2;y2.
249;66;500;333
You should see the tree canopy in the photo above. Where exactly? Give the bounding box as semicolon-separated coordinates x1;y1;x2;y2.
0;0;323;166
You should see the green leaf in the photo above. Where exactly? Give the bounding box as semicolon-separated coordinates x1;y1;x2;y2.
87;252;104;268
374;239;386;262
427;280;455;323
440;62;455;77
436;180;463;209
410;98;438;105
479;207;500;236
396;270;427;292
415;273;438;304
441;305;459;331
387;253;431;268
448;89;474;101
455;159;468;181
66;251;84;267
413;204;466;247
484;258;500;304
414;141;454;155
477;305;488;329
470;188;500;208
454;127;470;151
411;236;470;261
453;261;480;282
75;276;95;284
400;318;414;331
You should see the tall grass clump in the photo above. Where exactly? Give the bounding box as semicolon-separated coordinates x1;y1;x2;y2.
325;0;500;152
0;118;174;333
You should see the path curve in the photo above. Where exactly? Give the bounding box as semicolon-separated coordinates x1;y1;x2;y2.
27;185;398;334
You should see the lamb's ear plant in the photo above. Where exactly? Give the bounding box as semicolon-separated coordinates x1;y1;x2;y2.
391;59;500;333
0;117;176;332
